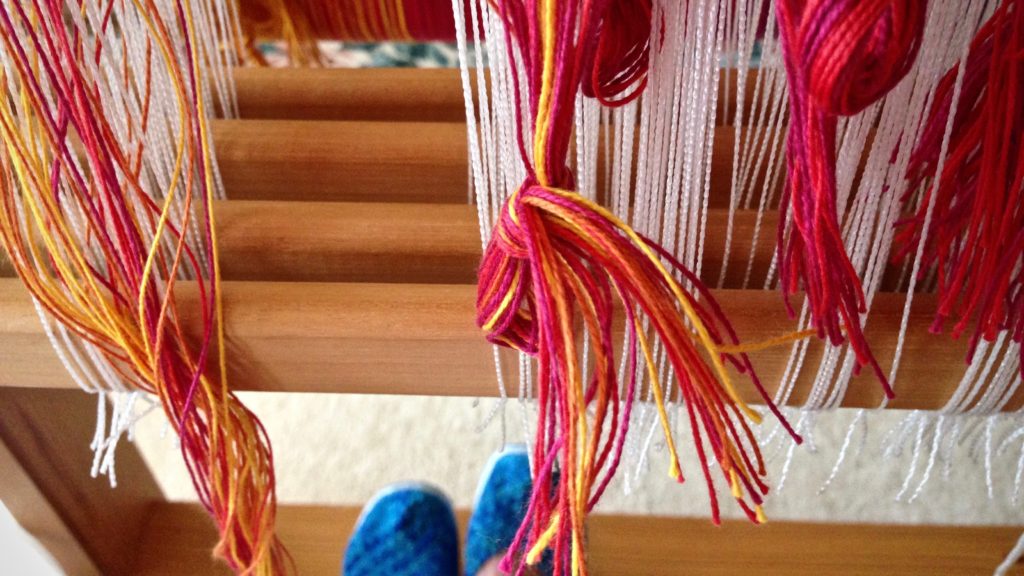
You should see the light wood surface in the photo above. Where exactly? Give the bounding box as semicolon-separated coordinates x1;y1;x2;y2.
212;119;471;204
3;196;898;298
212;120;780;206
213;200;778;286
2;278;1019;412
215;200;483;284
234;67;471;122
0;200;779;287
0;438;100;576
231;67;760;125
0;388;163;575
134;502;1024;575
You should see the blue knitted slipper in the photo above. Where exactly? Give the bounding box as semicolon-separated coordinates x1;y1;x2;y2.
464;445;551;576
344;482;460;576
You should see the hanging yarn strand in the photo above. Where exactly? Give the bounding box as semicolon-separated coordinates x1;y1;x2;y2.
0;1;288;573
774;0;928;393
896;0;1024;379
473;1;806;573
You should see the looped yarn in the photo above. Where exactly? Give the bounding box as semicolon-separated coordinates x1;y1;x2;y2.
0;1;289;573
478;1;815;572
477;178;804;575
776;0;927;395
803;0;926;115
578;0;653;106
477;183;547;355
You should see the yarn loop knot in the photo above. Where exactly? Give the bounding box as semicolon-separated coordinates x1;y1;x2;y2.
802;0;927;116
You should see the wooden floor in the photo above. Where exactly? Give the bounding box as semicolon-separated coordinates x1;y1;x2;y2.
132;502;1024;575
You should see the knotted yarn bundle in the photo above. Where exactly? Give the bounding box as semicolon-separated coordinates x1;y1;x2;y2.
475;1;804;573
896;0;1024;379
774;0;927;393
0;1;287;573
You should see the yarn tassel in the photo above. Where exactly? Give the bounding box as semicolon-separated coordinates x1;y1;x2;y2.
895;0;1024;378
0;2;288;573
478;1;804;574
774;0;927;393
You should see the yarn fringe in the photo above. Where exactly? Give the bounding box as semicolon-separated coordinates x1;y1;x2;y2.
0;2;288;573
895;0;1024;378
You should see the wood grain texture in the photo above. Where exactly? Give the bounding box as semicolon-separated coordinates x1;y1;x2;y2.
233;67;471;123
2;278;1019;412
0;198;810;289
213;200;778;286
0;388;163;575
215;200;483;284
212;120;471;204
0;439;100;576
230;67;759;125
212;120;779;206
134;502;1023;576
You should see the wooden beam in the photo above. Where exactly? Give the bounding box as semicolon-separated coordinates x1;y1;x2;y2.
1;279;1019;412
230;67;760;125
134;502;1024;576
0;387;164;576
213;200;777;286
215;200;482;284
0;438;100;575
233;67;470;123
212;120;779;206
213;120;470;204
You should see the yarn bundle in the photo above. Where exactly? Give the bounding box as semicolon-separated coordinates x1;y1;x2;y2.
1;0;1023;575
0;1;285;573
896;0;1024;379
774;0;927;393
474;1;808;573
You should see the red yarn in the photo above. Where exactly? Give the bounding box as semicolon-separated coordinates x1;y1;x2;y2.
895;0;1024;375
578;0;652;106
775;0;927;393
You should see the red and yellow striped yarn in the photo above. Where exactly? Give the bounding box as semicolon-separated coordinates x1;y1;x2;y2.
479;1;809;574
0;2;287;573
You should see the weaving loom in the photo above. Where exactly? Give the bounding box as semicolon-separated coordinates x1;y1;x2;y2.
0;0;1023;574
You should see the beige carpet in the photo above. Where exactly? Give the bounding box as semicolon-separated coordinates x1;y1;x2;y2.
135;392;1024;526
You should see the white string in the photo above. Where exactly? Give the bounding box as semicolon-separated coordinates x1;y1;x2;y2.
994;532;1024;576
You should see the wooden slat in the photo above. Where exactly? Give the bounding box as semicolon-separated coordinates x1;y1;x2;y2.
212;120;778;206
133;502;1023;576
233;67;470;123
0;438;100;575
231;67;760;125
216;201;482;284
213;120;470;204
0;388;164;575
2;278;1020;412
213;200;777;286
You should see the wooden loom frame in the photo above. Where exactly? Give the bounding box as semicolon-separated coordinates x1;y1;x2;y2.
0;67;1021;575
